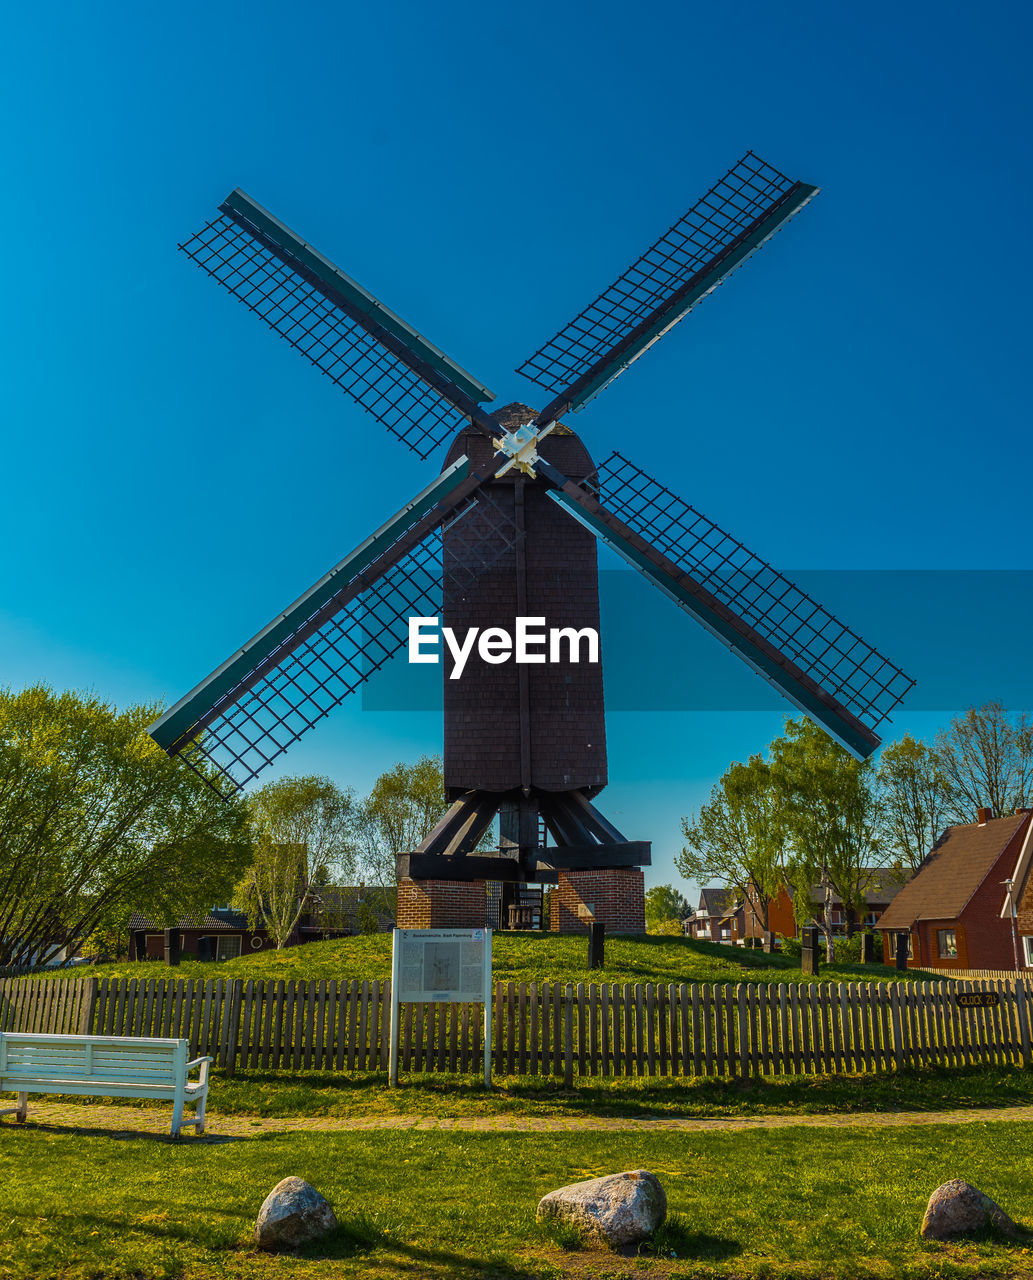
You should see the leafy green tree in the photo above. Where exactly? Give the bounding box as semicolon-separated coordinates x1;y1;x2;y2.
354;754;493;895
877;733;951;870
677;755;784;932
644;884;690;933
770;718;884;962
934;701;1033;822
234;775;356;949
0;685;251;971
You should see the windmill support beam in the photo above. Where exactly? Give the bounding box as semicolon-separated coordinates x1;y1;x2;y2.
399;787;650;886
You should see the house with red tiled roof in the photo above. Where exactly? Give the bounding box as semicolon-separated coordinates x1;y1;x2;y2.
877;808;1033;971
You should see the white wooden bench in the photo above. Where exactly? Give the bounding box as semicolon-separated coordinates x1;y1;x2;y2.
0;1033;212;1137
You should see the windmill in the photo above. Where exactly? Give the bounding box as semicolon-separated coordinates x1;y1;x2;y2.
149;152;914;931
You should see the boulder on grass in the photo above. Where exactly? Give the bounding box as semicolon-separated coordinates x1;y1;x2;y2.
921;1180;1017;1241
537;1169;666;1246
255;1176;338;1251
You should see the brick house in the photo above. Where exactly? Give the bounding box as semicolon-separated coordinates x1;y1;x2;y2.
703;871;905;947
686;888;740;943
128;909;269;962
127;886;395;962
805;869;908;937
877;809;1033;971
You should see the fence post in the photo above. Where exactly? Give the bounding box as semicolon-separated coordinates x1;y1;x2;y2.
736;984;749;1080
564;984;574;1087
79;977;98;1035
1016;978;1032;1070
889;983;905;1073
226;981;243;1076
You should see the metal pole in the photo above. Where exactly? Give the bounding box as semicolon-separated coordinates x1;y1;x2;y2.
389;929;401;1087
483;928;493;1088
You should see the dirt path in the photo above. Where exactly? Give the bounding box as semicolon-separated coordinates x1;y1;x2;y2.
14;1101;1033;1139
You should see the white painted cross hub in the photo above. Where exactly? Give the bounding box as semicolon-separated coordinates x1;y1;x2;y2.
492;420;557;477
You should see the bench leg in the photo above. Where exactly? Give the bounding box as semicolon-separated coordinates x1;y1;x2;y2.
16;1093;27;1123
170;1095;184;1140
193;1093;207;1135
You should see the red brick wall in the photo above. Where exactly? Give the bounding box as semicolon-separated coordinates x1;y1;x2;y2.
549;869;645;935
952;847;1022;969
397;879;487;929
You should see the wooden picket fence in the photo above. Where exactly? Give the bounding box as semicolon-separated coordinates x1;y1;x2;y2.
2;975;1031;1082
949;969;1033;983
0;977;93;1036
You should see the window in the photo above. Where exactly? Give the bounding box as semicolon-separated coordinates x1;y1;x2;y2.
937;929;957;959
216;935;242;962
864;912;879;927
1023;936;1033;968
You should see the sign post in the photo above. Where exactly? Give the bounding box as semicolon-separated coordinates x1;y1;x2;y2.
389;928;493;1088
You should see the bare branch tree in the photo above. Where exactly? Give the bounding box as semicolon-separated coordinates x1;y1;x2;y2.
877;733;953;870
934;702;1033;821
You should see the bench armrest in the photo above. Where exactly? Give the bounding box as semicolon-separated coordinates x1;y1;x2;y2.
185;1055;214;1086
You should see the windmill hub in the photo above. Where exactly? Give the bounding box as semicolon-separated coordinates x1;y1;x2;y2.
492;420;557;477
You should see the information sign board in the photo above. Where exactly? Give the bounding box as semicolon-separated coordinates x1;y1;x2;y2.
389;928;493;1086
395;928;488;1003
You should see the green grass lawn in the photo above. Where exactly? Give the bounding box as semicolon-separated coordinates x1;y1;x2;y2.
4;1118;1033;1278
191;1061;1033;1121
41;933;937;988
15;1060;1033;1129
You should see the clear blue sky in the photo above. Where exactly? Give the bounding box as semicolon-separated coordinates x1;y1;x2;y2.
3;0;1030;893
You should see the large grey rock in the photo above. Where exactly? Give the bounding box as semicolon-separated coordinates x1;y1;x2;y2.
537;1169;666;1246
920;1180;1017;1241
255;1176;338;1251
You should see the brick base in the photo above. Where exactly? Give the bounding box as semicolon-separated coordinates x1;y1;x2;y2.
549;868;646;934
397;878;487;929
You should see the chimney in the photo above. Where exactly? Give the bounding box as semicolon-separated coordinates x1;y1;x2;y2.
977;807;992;825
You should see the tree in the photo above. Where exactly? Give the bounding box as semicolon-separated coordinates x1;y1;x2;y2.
0;685;252;971
877;733;952;870
934;701;1033;822
644;884;690;933
355;754;458;893
234;775;356;949
770;718;884;962
677;755;785;932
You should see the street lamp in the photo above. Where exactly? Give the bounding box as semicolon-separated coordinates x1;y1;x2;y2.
1001;879;1020;971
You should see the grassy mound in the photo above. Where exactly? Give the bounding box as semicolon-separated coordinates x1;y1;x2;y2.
44;933;936;987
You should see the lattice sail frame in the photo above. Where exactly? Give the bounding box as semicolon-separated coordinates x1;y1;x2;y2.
156;153;915;793
594;453;914;732
176;490;520;797
518;152;807;405
180;206;492;461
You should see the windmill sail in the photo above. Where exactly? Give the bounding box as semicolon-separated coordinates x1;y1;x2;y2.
149;461;520;796
542;453;914;759
180;189;499;459
517;152;817;421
